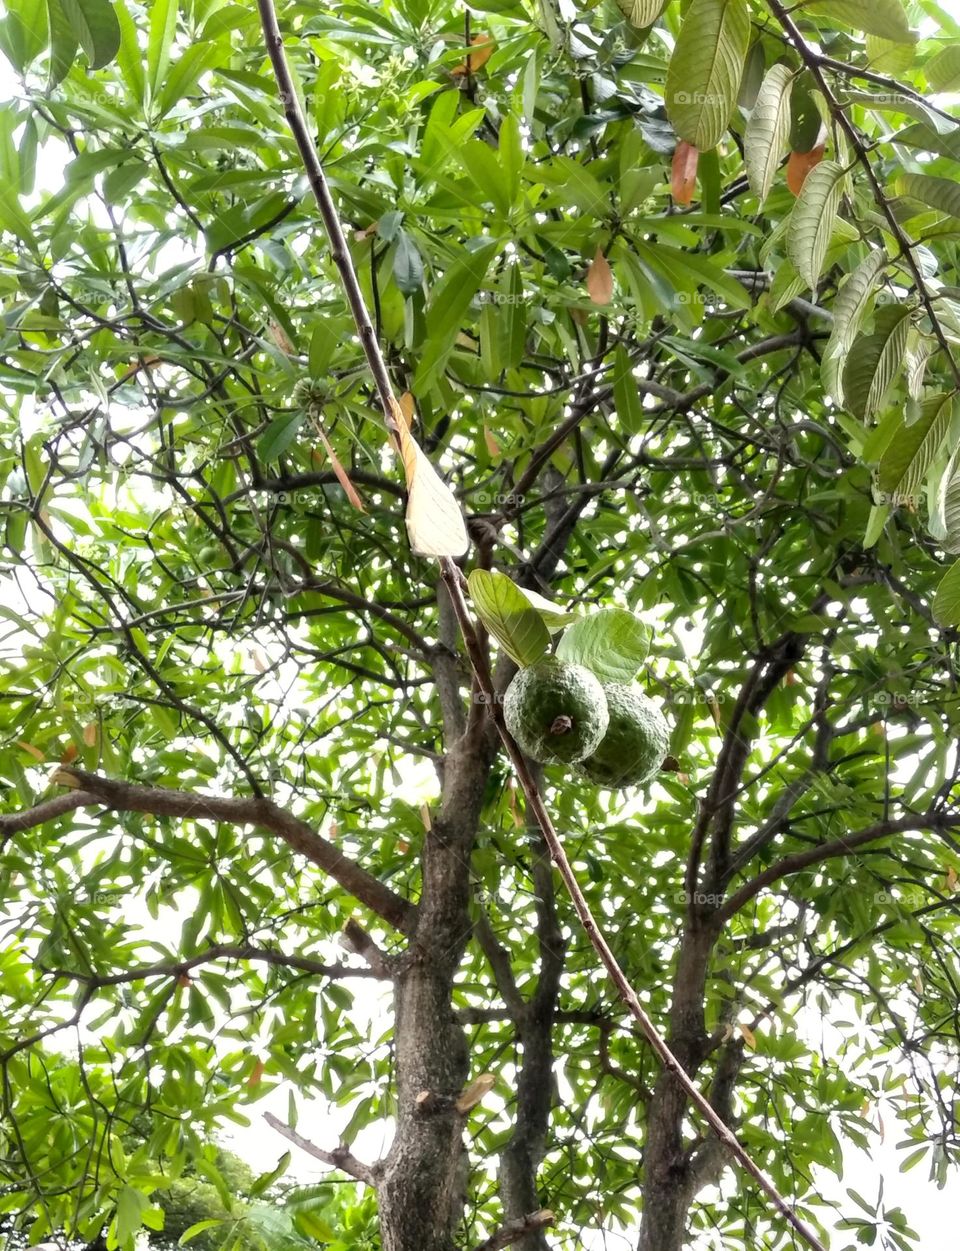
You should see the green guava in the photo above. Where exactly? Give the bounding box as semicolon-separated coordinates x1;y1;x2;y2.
576;683;669;788
503;656;609;765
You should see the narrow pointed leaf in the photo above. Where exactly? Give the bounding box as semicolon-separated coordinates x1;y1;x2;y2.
843;306;912;421
744;63;794;201
60;0;120;69
786;160;845;288
877;391;955;503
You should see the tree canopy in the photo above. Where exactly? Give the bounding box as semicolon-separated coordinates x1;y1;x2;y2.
1;0;960;1249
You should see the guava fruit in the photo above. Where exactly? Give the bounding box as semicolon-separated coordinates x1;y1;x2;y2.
576;683;669;788
503;656;609;765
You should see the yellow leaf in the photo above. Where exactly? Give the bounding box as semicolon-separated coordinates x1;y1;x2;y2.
398;392;415;428
946;865;958;891
268;321;295;354
452;33;495;75
61;743;78;764
483;426;501;459
390;397;469;557
419;803;432;830
82;723;98;747
586;247;613;305
739;1023;757;1050
17;741;45;762
315;423;366;512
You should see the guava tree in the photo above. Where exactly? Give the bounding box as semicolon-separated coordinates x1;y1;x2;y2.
1;0;960;1250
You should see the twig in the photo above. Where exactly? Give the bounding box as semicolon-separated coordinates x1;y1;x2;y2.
252;4;829;1248
263;1111;378;1185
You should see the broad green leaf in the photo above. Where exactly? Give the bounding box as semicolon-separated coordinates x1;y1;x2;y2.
46;0;78;86
877;391;955;503
897;172;960;220
0;0;49;72
614;0;666;26
115;1186;146;1248
809;0;915;43
178;1219;224;1245
926;44;960;92
786;160;846;289
257;411;306;462
413;240;499;391
843;306;912;421
556;608;650;684
664;0;752;151
467;570;550;667
157;42;224;118
933;557;960;626
60;0;120;69
744;63;794;202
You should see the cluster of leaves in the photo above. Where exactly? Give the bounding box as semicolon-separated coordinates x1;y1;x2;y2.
0;0;959;1248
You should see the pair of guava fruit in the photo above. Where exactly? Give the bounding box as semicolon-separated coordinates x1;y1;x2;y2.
502;656;669;788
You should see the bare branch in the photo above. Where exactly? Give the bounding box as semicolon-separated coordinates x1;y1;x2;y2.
263;1111;378;1186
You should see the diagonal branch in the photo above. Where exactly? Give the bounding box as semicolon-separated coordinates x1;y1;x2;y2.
2;768;415;935
263;1111;378;1185
716;811;960;924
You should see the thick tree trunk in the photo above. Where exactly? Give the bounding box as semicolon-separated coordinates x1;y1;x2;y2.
637;924;716;1251
378;733;494;1251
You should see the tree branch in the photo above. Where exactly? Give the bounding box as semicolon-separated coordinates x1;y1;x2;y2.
263;1111;378;1185
717;812;960;924
4;769;416;935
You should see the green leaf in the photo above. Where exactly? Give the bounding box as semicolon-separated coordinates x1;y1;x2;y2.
467;570;550;667
744;63;794;202
822;250;887;399
60;0;120;69
115;1186;146;1249
516;587;581;630
926;44;960;92
393;229;424;296
114;0;144;103
933;557;960;626
933;441;960;553
157;42;224;118
877;391;956;504
249;1152;290;1198
0;0;49;73
46;0;78;87
842;306;912;421
897;172;960;220
808;0;915;43
556;608;650;684
147;0;178;103
614;0;666;27
257;411;306;462
612;344;645;436
413;240;499;391
178;1219;225;1246
786;160;846;289
664;0;752;151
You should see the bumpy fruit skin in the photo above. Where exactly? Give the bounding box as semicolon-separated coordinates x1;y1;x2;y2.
503;656;609;765
576;684;669;788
